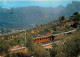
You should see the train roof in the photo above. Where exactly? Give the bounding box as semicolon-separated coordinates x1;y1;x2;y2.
34;35;51;39
33;34;60;39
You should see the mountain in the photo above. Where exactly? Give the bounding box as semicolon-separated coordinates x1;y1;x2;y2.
0;1;80;28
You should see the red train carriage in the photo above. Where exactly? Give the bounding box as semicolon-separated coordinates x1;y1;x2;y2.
34;35;57;44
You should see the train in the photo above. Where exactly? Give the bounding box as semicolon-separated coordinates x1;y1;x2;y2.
33;35;58;44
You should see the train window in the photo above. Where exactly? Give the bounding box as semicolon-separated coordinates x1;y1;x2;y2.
40;38;41;40
37;39;39;41
35;39;36;41
38;38;39;40
46;37;47;39
48;37;49;38
42;38;43;40
50;36;52;38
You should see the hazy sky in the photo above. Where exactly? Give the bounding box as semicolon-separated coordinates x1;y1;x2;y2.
0;0;80;1
0;0;80;8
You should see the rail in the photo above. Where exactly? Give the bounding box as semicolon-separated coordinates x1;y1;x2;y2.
10;47;26;52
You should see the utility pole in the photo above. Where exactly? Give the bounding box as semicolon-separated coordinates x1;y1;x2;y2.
25;29;26;51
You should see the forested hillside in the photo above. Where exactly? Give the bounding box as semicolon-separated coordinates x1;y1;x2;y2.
0;11;80;57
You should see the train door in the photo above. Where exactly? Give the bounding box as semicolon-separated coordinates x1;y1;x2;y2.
52;36;54;40
50;36;54;41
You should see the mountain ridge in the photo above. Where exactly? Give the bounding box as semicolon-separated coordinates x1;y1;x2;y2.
0;1;80;28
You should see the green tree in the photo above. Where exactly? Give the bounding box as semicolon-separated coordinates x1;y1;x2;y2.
49;49;57;57
27;44;50;57
0;39;10;55
63;30;80;57
25;34;34;50
71;12;80;28
59;16;65;23
49;43;57;57
5;52;28;57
